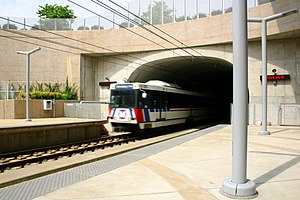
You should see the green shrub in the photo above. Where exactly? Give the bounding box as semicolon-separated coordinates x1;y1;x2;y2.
2;23;18;29
17;77;78;100
91;25;104;30
77;26;89;30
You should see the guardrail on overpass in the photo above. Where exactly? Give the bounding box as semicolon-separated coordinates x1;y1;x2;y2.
0;0;277;31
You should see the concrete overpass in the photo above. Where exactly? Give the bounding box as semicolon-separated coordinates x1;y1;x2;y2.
0;0;299;124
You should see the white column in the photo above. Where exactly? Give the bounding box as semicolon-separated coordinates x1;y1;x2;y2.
221;0;257;197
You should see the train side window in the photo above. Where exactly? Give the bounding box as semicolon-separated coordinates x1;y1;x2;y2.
174;93;180;108
178;94;184;107
167;93;174;108
151;91;159;109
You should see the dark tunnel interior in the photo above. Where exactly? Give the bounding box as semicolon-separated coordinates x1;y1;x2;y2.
127;56;233;123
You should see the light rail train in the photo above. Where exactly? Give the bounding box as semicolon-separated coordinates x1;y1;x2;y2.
108;80;219;131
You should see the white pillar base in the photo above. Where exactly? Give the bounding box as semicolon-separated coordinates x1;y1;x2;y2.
221;178;257;198
258;130;270;135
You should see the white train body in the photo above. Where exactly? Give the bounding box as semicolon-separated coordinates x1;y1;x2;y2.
108;80;217;130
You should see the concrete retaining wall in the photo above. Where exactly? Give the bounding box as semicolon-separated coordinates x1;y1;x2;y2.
64;102;108;120
0;100;79;119
279;104;300;126
231;103;300;126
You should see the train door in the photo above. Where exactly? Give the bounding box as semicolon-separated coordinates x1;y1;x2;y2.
158;92;167;120
161;93;168;120
153;99;159;120
151;91;159;121
151;91;168;121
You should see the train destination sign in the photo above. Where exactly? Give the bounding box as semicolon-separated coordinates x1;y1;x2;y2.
260;74;290;81
115;84;133;89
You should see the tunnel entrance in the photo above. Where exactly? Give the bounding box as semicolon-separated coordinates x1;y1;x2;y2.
127;56;233;123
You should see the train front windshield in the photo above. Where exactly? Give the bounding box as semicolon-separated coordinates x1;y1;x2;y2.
110;90;137;108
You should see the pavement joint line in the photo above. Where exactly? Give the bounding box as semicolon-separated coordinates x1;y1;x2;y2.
140;158;218;200
249;141;300;154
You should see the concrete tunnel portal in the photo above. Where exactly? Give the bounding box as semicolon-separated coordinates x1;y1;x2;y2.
127;56;233;123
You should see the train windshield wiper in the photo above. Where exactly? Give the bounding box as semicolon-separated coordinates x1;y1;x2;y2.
113;104;133;109
120;104;133;109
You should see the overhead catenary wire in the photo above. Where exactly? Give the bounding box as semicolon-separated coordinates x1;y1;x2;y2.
0;34;79;55
1;29;96;53
0;32;179;79
0;16;112;53
0;16;180;73
93;0;184;49
93;0;208;61
2;0;210;81
1;1;214;68
108;0;206;58
64;0;199;78
67;0;188;60
91;0;197;61
4;0;202;69
0;18;182;80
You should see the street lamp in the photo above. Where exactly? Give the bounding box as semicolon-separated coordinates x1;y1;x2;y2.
248;9;298;135
17;47;41;122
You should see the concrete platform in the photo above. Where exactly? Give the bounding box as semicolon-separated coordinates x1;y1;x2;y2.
0;118;107;154
1;125;299;200
37;125;300;200
0;117;104;128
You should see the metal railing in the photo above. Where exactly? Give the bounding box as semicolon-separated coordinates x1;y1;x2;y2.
0;82;24;100
0;0;277;31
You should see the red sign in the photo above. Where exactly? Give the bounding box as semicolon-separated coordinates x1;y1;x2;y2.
260;74;290;81
99;81;117;86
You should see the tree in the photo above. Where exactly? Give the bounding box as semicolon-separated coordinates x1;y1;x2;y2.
176;16;185;22
77;26;90;30
198;13;208;18
119;22;134;28
37;4;76;18
258;0;276;5
225;7;232;13
135;1;173;25
2;23;18;29
176;15;196;22
36;4;76;30
30;24;40;30
91;25;104;30
211;9;222;16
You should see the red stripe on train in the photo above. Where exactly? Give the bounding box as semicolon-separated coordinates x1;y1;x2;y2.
134;108;144;122
107;108;113;120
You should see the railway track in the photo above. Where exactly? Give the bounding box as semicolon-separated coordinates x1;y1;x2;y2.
0;122;218;175
0;123;218;189
0;133;139;173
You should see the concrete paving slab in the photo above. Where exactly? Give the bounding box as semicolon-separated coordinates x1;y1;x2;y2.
36;162;184;200
23;125;300;199
0;118;103;128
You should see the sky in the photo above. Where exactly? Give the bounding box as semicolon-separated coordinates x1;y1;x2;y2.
0;0;133;18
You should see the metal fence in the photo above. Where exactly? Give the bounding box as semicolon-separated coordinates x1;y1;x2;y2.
0;82;24;100
0;0;277;31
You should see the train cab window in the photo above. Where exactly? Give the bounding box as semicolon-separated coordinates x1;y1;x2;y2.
110;90;137;108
